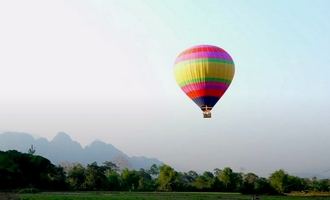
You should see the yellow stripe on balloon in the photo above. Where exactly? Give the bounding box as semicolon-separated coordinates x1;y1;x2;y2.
174;62;234;85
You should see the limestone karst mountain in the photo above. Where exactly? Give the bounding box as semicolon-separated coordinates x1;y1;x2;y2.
0;131;162;169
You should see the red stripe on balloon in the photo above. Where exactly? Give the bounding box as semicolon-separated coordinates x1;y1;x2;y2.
181;82;229;93
186;89;225;99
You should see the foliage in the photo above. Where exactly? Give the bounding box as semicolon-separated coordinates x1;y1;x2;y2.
84;162;108;190
157;165;178;191
0;150;66;190
120;168;140;191
1;150;330;194
216;167;242;192
67;163;86;190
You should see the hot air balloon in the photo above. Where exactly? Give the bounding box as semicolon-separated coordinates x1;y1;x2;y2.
174;45;235;118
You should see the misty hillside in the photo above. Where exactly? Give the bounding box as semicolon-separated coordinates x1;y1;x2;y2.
0;132;162;169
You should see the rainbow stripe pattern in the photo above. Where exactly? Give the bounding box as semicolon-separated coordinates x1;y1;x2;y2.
174;45;235;110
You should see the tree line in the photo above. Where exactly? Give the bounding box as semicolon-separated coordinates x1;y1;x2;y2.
0;150;329;194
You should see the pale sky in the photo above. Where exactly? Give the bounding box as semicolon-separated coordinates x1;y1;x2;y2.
0;0;329;176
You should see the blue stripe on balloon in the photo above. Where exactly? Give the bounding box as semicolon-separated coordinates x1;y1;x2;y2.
192;96;220;109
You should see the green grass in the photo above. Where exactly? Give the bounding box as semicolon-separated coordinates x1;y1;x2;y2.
18;192;330;200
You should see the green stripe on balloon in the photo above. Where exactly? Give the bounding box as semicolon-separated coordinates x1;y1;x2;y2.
175;58;234;66
179;78;232;87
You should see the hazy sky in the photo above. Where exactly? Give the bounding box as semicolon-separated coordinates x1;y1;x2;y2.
0;0;329;176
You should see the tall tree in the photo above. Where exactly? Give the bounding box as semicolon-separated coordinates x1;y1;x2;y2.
105;170;121;191
217;167;241;191
148;164;160;178
241;173;259;194
103;161;119;172
67;163;86;190
84;162;108;190
137;168;155;191
0;150;66;190
269;169;289;193
193;173;212;191
121;168;140;191
157;165;178;191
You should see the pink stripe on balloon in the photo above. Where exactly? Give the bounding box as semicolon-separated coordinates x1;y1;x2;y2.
181;82;230;93
175;52;232;63
178;45;226;56
194;45;219;48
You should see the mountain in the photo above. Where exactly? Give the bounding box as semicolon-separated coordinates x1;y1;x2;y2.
0;132;162;169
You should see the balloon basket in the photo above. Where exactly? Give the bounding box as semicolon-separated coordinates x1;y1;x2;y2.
203;111;211;118
201;105;212;118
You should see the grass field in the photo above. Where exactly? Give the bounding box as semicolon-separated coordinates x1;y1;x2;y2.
15;192;330;200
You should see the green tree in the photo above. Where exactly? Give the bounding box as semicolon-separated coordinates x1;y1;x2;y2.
309;177;330;192
172;172;193;191
217;167;242;191
286;175;307;192
255;177;273;194
49;165;67;190
241;173;259;194
193;172;214;191
103;161;119;172
218;167;233;189
84;162;108;190
67;163;86;190
318;179;330;191
181;170;199;190
103;161;121;190
105;170;121;191
148;164;160;176
269;169;289;193
137;168;155;191
0;150;66;190
121;168;140;191
157;165;178;191
214;168;222;176
186;170;199;181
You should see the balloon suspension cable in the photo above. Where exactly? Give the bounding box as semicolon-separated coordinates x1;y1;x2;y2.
201;105;212;118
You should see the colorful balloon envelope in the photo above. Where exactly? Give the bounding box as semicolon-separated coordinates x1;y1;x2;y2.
174;45;235;118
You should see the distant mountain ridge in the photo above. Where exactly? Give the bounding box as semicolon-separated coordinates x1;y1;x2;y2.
0;132;162;169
